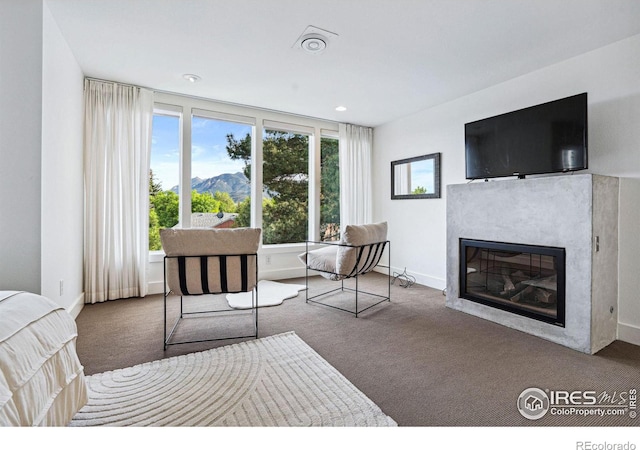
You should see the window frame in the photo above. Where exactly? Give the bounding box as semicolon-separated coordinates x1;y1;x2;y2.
261;123;313;246
189;110;255;230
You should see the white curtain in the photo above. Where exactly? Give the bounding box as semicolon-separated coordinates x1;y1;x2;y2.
83;79;154;303
339;123;373;227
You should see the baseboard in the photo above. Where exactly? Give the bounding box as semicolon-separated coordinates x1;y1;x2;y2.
376;265;446;291
259;267;307;281
148;280;165;296
267;266;447;290
69;292;85;319
618;322;640;347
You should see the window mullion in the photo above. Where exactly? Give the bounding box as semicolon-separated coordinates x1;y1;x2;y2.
309;131;321;242
251;120;263;230
180;110;192;228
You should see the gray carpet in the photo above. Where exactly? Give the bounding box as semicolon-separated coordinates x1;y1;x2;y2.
75;273;640;427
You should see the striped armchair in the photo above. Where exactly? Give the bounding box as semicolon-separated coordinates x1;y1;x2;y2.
160;227;261;349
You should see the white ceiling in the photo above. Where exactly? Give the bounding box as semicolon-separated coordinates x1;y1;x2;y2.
46;0;640;127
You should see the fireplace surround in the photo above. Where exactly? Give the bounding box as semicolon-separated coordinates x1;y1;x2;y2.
446;174;619;354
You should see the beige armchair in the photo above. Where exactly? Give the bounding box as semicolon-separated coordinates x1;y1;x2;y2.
160;227;261;349
298;222;391;317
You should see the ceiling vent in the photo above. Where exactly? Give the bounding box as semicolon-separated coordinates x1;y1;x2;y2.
293;25;338;55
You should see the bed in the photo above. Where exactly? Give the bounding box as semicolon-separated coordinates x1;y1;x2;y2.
0;291;87;426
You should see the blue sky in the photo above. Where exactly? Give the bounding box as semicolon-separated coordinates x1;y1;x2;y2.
411;159;435;193
150;114;251;191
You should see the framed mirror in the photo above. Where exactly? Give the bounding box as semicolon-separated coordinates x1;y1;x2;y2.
391;152;441;199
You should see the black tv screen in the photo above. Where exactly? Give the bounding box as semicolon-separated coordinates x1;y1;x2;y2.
465;93;588;180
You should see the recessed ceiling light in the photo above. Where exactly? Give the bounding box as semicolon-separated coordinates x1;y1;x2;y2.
183;74;201;83
335;106;347;112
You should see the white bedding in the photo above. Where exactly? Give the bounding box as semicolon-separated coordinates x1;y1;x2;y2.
0;291;87;426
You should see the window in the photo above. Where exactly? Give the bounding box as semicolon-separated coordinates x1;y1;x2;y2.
320;136;340;241
149;109;181;250
262;129;309;245
148;94;338;252
190;115;252;229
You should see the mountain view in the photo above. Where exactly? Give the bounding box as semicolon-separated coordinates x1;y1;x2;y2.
171;172;250;202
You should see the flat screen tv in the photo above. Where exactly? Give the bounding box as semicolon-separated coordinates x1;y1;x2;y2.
465;93;588;180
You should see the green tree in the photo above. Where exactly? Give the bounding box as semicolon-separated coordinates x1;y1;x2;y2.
152;190;179;229
262;198;308;244
235;197;251;228
149;169;162;196
149;208;161;251
261;131;309;202
412;186;427;194
151;189;223;234
227;130;309;244
191;190;219;214
320;137;340;240
226;132;252;180
213;191;237;213
149;169;163;250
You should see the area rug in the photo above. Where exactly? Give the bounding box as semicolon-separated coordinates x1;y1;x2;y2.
69;332;397;426
226;280;305;309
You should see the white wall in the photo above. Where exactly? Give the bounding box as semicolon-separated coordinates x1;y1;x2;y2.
373;34;640;346
0;0;43;293
0;1;85;316
41;3;85;315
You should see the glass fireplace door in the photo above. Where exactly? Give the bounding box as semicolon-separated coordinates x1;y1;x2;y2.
460;239;566;327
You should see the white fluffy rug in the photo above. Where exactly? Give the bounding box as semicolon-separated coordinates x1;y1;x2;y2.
69;332;397;427
226;280;305;309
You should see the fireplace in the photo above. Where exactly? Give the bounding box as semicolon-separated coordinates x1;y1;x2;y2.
460;239;566;327
447;175;619;354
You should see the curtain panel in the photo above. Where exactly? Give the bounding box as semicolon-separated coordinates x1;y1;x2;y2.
339;123;373;228
83;79;153;303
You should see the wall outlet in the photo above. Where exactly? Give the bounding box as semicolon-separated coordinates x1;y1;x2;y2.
59;280;64;296
265;255;272;265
